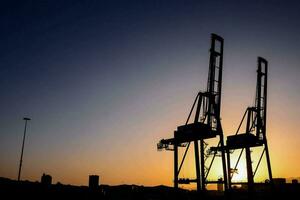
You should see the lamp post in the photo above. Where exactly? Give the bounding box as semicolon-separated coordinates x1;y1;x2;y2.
17;117;31;181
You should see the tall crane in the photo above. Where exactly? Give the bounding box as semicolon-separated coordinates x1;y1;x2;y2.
221;57;273;191
157;34;228;191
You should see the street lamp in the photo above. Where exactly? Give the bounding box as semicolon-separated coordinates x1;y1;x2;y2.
17;117;31;181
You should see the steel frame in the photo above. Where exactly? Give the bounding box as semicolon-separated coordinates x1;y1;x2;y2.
157;34;228;192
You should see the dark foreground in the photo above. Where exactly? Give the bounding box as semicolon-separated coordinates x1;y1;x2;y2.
0;177;299;200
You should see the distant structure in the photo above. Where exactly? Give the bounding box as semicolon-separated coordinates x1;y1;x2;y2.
273;178;286;185
292;179;298;184
217;178;224;192
41;173;52;185
89;175;100;189
157;34;228;191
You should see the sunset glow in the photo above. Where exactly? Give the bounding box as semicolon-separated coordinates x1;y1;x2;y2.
0;1;300;189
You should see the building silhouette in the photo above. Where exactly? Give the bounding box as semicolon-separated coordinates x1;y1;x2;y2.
89;175;99;190
41;173;52;186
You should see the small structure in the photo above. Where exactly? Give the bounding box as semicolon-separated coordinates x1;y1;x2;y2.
273;178;286;185
292;179;298;184
217;178;224;192
41;173;52;185
89;175;100;189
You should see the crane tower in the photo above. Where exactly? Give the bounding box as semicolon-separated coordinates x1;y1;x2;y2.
157;34;228;191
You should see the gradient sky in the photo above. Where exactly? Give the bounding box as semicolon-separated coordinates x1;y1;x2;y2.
0;0;300;188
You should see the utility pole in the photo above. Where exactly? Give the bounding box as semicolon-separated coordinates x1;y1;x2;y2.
17;117;31;181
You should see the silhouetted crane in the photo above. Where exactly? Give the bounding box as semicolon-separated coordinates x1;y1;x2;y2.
157;34;228;192
211;57;273;191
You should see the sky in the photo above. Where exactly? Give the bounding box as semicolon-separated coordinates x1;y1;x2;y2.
0;0;300;188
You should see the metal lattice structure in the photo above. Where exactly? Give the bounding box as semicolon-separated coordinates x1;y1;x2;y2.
157;34;228;191
217;57;273;191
